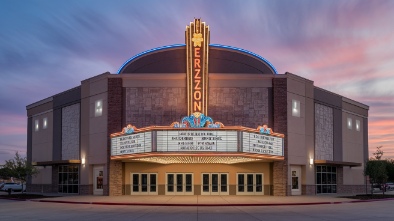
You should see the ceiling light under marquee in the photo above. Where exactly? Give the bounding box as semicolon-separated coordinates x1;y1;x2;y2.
129;156;265;164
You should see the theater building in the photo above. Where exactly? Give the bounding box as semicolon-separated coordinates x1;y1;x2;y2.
26;19;369;196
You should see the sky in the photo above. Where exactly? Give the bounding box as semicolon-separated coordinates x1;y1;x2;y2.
0;0;393;164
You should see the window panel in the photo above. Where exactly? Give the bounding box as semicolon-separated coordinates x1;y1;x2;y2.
58;165;79;194
316;165;337;194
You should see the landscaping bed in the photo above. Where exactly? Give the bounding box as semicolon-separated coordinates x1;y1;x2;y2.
0;193;60;200
341;194;394;200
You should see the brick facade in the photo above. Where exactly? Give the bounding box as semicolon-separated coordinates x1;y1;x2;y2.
272;78;288;196
79;185;93;195
107;78;123;196
209;87;269;128
125;87;187;127
108;161;123;196
27;184;54;193
125;87;270;128
302;185;316;195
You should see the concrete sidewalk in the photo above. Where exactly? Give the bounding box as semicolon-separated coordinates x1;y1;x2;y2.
17;193;394;206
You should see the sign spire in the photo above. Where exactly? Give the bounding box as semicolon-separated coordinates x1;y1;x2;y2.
186;18;210;116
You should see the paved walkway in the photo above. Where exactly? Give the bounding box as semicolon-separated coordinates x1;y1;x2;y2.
11;192;393;206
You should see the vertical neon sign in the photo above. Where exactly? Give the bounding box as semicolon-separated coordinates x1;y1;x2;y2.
186;18;209;115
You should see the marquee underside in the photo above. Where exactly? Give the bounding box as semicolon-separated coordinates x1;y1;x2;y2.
111;152;284;164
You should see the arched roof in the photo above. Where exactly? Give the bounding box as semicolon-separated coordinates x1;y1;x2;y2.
117;44;277;74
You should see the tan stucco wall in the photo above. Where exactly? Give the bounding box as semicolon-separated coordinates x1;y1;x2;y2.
286;75;315;185
80;74;109;186
342;112;364;163
342;111;365;185
32;166;52;185
343;167;365;185
32;111;53;162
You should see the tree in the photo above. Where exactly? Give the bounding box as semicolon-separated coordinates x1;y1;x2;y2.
387;159;394;182
0;167;13;179
3;152;39;194
364;160;388;194
372;146;384;160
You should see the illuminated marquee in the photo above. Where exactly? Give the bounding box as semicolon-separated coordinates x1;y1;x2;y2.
111;132;152;156
242;132;283;156
157;130;238;152
110;128;284;157
186;18;210;115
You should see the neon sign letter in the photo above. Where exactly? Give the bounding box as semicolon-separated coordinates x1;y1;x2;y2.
186;18;210;115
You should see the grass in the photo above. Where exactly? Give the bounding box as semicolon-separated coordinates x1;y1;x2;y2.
0;193;60;200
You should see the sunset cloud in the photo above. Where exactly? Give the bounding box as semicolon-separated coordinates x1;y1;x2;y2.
0;0;393;163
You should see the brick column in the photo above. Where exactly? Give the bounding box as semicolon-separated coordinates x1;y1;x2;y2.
107;78;123;196
272;77;289;196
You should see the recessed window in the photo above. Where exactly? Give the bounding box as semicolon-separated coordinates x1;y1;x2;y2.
292;99;300;117
347;118;352;129
356;120;360;131
58;165;79;194
35;119;39;131
95;100;103;117
316;165;337;194
43;117;48;129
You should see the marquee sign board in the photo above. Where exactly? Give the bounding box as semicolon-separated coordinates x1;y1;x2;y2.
111;132;152;156
111;130;284;157
242;132;283;156
156;130;238;152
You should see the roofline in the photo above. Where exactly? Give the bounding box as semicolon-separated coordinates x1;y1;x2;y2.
117;44;278;74
117;44;186;74
210;44;278;74
26;97;53;110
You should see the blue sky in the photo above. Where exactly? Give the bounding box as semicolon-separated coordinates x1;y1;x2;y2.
1;0;394;164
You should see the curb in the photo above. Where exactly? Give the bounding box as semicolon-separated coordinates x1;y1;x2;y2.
25;197;394;207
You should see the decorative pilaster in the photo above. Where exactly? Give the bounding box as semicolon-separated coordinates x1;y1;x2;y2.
107;78;123;196
272;77;289;196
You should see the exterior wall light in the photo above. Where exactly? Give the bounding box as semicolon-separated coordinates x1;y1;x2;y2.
35;119;39;131
309;158;314;165
81;157;86;165
356;120;360;131
292;99;300;117
95;100;103;117
347;117;352;129
43;117;48;129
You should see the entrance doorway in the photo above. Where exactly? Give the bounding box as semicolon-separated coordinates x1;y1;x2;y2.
201;173;229;195
291;166;301;195
93;166;103;195
166;173;193;195
236;173;264;195
130;173;157;195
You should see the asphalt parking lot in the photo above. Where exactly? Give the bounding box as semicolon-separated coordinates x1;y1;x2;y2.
1;197;394;221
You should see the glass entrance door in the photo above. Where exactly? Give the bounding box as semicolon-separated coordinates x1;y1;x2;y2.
291;166;301;195
93;166;103;195
237;173;264;195
166;173;193;195
130;173;157;195
201;173;228;195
